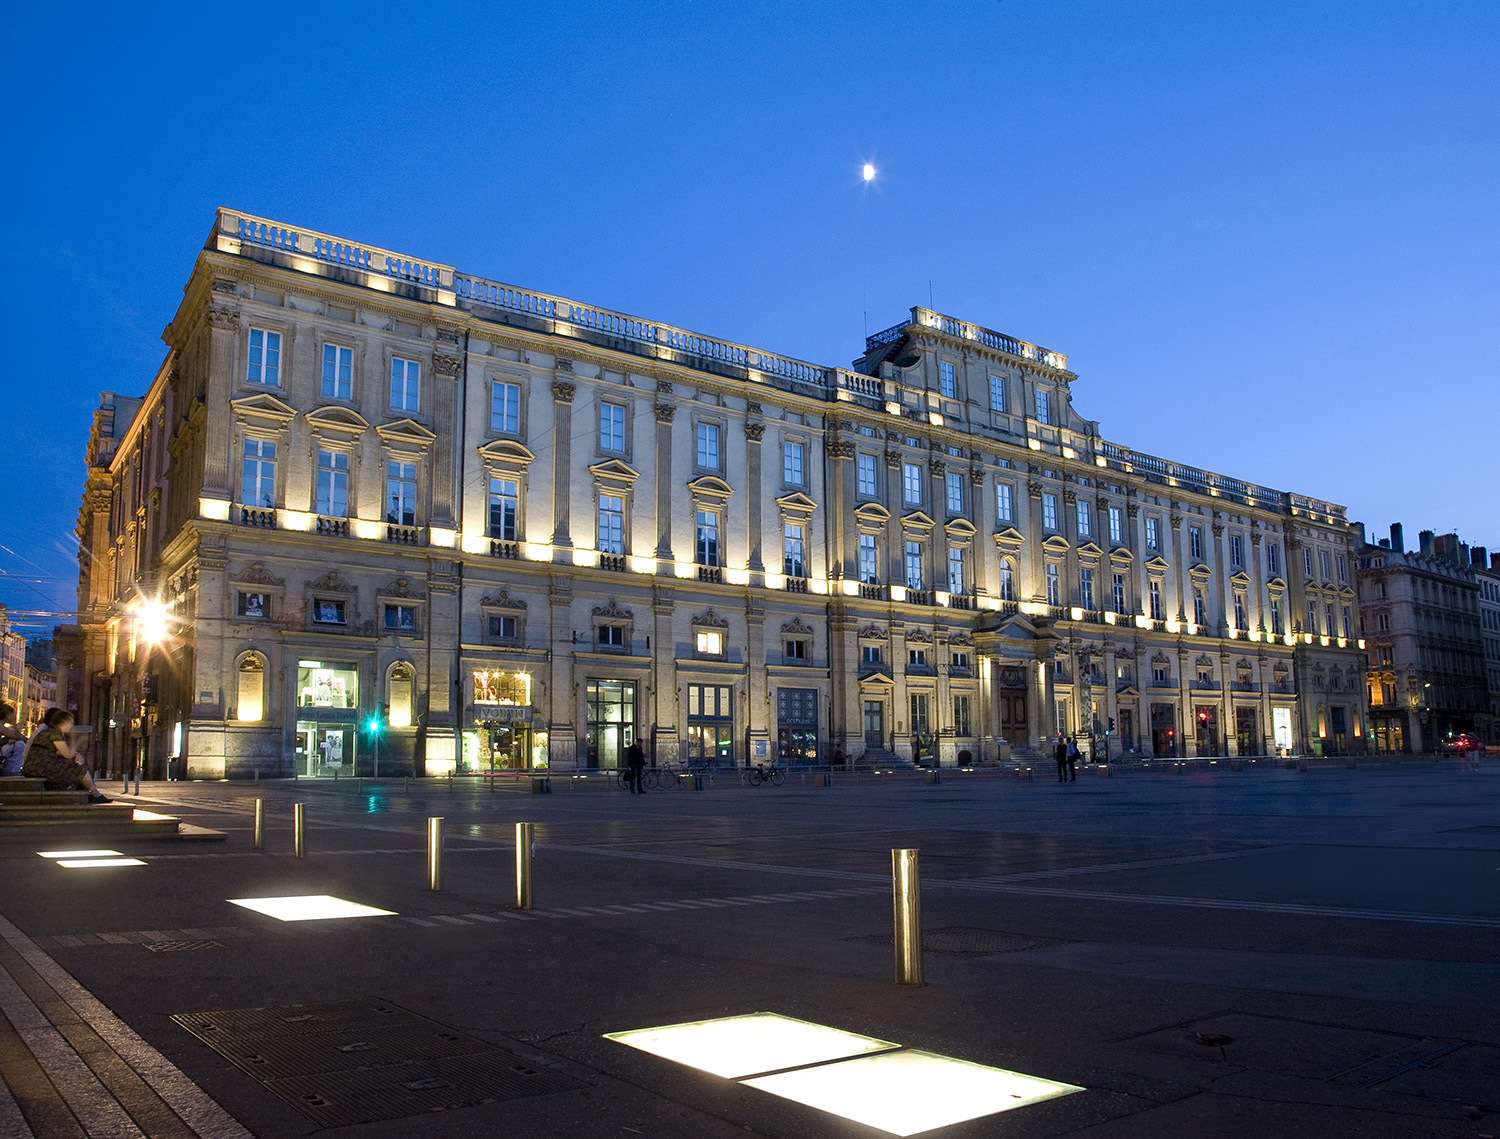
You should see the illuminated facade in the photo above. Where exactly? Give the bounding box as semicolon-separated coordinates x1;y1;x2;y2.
70;209;1368;778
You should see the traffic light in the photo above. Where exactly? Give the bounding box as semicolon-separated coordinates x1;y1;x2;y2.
1107;716;1116;733
1197;709;1209;724
365;710;384;736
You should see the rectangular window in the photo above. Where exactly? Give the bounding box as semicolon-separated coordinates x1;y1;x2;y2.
1035;389;1050;424
237;592;268;618
597;493;624;555
491;381;520;433
905;541;923;590
1342;605;1352;639
1112;572;1127;614
1267;542;1280;576
383;604;416;632
316;450;349;518
1194;589;1207;626
1319;550;1332;579
784;524;805;577
1153;666;1168;686
246;328;282;386
1080;567;1094;610
1190;526;1203;561
947;548;965;594
783;440;805;486
988;375;1005;412
241;439;276;508
784;638;807;662
951;651;970;670
1325;603;1336;638
488;614;518;640
1271;599;1284;635
859;534;879;584
390;358;420;411
996;482;1013;523
1234;592;1247;630
861;644;883;665
1303;547;1314;578
695;509;720;567
1149;579;1164;620
599;402;625;452
910;693;931;739
311;599;346;625
695;630;723;656
598;624;625;648
945;472;963;515
385;461;417;526
1146;516;1160;550
1308;601;1319;634
1231;534;1244;568
1336;554;1347;583
857;454;877;497
696;423;720;470
939;360;956;398
1076;500;1092;538
489;478;518;540
1109;506;1123;545
321;344;353;399
1042;492;1058;531
1046;563;1060;605
953;694;972;737
902;462;923;506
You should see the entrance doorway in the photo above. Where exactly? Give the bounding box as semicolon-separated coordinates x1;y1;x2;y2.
863;701;884;748
585;679;635;769
1195;705;1220;756
1150;703;1177;757
1118;708;1135;751
296;721;355;777
999;692;1028;745
1235;707;1260;757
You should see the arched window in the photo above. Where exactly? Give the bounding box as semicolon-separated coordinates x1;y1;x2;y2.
998;558;1016;602
236;655;265;722
388;662;414;728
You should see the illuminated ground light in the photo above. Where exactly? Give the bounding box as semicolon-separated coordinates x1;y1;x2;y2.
605;1012;896;1079
228;896;396;922
38;849;125;859
56;858;147;869
131;809;175;821
742;1048;1083;1135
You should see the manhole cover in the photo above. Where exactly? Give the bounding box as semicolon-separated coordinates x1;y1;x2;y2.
265;1050;586;1128
843;926;1065;956
145;940;222;953
185;1021;495;1081
176;998;415;1040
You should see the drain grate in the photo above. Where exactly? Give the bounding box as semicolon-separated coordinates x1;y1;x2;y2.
265;1050;586;1129
843;926;1066;957
145;940;222;953
173;999;585;1127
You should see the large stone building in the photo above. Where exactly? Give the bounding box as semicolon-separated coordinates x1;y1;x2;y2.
68;209;1368;780
1357;525;1489;752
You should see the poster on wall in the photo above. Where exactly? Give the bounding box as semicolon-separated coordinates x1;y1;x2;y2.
1272;707;1293;751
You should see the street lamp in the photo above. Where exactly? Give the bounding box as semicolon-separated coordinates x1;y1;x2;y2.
132;596;172;782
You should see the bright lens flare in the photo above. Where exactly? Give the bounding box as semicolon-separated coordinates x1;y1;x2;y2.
136;599;170;645
862;163;876;182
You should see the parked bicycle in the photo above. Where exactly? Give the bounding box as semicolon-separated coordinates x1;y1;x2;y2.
616;764;689;791
747;762;785;787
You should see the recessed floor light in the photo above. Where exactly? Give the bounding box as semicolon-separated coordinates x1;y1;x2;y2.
606;1012;896;1079
742;1048;1083;1136
56;858;146;869
39;849;124;859
228;895;396;922
131;809;174;821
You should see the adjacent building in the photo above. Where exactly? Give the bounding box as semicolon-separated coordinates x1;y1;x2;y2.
69;209;1370;779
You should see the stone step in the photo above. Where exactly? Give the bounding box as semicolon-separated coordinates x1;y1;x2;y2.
0;777;48;792
0;789;97;806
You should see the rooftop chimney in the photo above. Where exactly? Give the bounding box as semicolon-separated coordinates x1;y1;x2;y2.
1473;547;1488;567
1378;538;1391;548
1419;529;1435;554
1493;552;1500;571
1390;523;1404;553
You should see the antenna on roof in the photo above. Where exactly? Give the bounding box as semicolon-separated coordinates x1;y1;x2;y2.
929;280;933;308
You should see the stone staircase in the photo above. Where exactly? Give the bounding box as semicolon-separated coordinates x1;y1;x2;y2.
0;778;224;843
854;745;912;769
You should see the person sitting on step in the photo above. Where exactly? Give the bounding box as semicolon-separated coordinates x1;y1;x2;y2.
23;708;110;802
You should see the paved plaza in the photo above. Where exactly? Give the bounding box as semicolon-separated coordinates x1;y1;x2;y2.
1;761;1497;1137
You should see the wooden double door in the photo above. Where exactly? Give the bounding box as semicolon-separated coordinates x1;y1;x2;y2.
999;691;1028;745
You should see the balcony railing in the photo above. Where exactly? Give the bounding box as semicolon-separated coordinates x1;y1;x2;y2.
386;525;420;544
1191;680;1221;691
860;583;886;600
697;565;723;584
905;589;934;606
783;576;809;593
1231;681;1260;692
598;553;627;572
238;507;277;528
490;539;520;559
316;517;350;537
946;591;974;610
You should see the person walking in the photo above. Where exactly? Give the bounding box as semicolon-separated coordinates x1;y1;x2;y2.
1053;734;1068;782
23;708;110;801
625;739;646;794
0;703;25;776
1065;735;1081;781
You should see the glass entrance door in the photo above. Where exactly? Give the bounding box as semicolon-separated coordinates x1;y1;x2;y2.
296;721;356;777
863;701;883;748
585;680;635;769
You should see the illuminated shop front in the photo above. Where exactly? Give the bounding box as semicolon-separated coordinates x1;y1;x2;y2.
295;660;358;777
585;679;635;769
465;669;546;772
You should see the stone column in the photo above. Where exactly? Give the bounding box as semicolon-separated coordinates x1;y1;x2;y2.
745;419;765;586
1104;641;1120;761
829;607;861;759
971;467;990;596
885;448;904;586
927;455;946;591
1170;508;1188;622
1126;499;1142;614
202;296;240;501
827;439;856;582
651;587;677;764
653;399;676;572
430;349;462;527
423;558;461;774
1212;516;1230;635
550;380;575;559
1177;641;1194;756
1250;530;1267;633
746;601;768;760
1027;477;1046;602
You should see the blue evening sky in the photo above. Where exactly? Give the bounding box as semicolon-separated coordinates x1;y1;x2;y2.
3;1;1496;633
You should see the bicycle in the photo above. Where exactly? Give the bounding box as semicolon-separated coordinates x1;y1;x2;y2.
616;766;659;791
747;762;785;787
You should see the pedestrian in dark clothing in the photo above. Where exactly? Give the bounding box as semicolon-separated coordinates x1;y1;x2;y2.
625;741;646;794
1065;735;1080;781
1053;735;1068;782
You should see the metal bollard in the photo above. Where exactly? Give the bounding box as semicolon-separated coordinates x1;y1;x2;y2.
357;777;363;793
134;770;140;795
293;803;305;858
427;816;444;891
404;776;409;792
515;822;533;910
448;773;453;793
253;798;264;851
892;848;922;985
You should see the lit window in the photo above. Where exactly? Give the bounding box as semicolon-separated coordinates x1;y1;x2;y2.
902;462;923;506
242;439;276;508
905;541;923;590
311;599;346;625
246;328;281;387
859;534;879;584
1042;493;1058;531
947;548;965;594
383;604;416;632
696;423;720;470
1046;563;1060;605
316;450;348;518
996;482;1013;523
390;358;420;411
599;403;625;452
784;524;806;577
939;360;956;398
388;664;414;726
783;441;805;486
1146;516;1159;550
988;375;1005;412
1109;506;1122;545
1035;390;1050;424
385;461;417;527
1112;572;1126;614
597;494;624;555
857;454;877;497
1080;567;1094;610
998;559;1016;602
695;509;720;567
696;630;723;656
1235;593;1248;630
322;344;353;399
945;472;963;515
1271;600;1284;634
489;478;519;540
237;592;268;618
236;657;263;722
1194;589;1207;626
491;381;520;433
1149;580;1164;620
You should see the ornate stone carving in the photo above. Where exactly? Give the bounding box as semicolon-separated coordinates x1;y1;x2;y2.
381;577;423;598
905;628;931;643
480;589;526;609
551;381;575;404
1126;503;1140;518
885;449;903;466
433;354;462;379
1027;479;1044;498
746;401;762;415
928;459;946;476
308;570;354;593
692;608;729;628
239;562;283;587
948;631;974;646
1212;522;1225;538
968;467;986;486
781;616;816;636
744;422;765;442
207;306;239;332
826;439;855;458
555;358;574;373
656;380;674;395
436;327;462;348
1063;490;1078;505
1170;512;1182;526
1251;532;1262;547
211;279;237;295
857;625;885;639
654;403;676;423
592;599;633;621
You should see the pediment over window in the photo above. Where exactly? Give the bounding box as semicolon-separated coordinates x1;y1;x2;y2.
854;502;891;527
308;570;354;593
236;561;284;587
781;616;816;636
1109;546;1135;565
944;518;977;545
687;475;734;504
380;576;425;599
947;631;974;646
858;667;894;689
231;393;297;425
1116;683;1140;698
591;599;634;621
1188;563;1214;583
905;628;931;643
375;418;438;448
1076;541;1103;560
1229;570;1252;588
982;611;1041;640
857;624;885;639
480;589;527;610
900;511;936;533
1266;576;1286;591
305;406;371;436
993;526;1026;550
1144;555;1171;574
478;439;536;469
588;459;640;489
1041;534;1071;556
691;608;729;629
775;491;818;517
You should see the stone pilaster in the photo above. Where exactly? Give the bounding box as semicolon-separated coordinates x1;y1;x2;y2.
550;380;575;557
745;419;765;583
653;401;675;569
